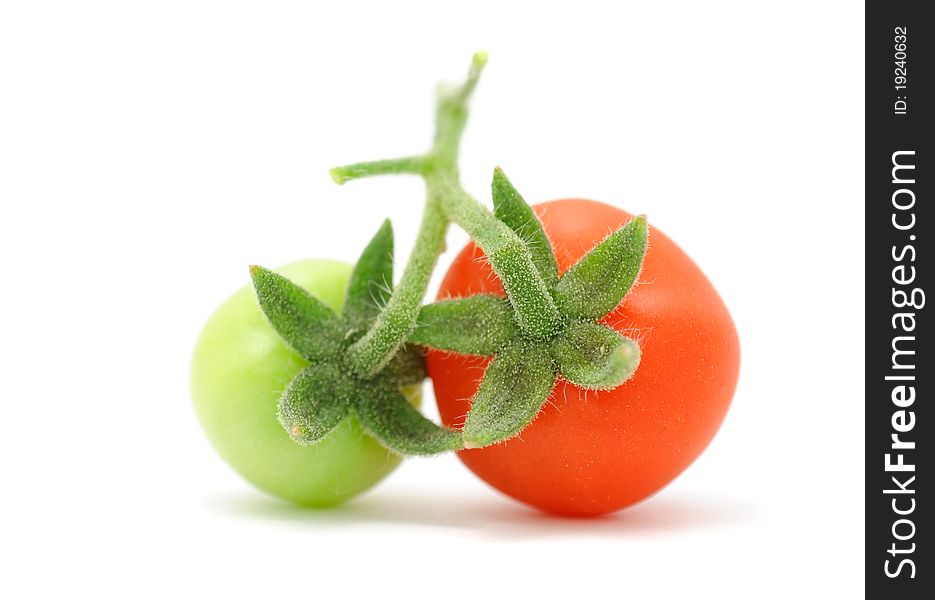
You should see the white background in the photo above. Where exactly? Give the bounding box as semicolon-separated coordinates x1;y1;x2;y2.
1;1;863;598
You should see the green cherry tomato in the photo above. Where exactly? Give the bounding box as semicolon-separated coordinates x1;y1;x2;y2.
191;259;420;506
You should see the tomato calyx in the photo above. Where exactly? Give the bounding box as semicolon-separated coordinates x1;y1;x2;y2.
250;221;461;456
411;169;649;447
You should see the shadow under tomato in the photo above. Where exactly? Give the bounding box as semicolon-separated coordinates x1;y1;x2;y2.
205;488;757;540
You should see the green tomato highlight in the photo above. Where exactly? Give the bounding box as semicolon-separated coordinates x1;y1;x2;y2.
191;259;420;506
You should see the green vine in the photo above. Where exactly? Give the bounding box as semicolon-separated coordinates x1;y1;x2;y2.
250;53;649;455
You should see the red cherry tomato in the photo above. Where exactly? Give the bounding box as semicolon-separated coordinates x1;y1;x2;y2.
428;199;740;516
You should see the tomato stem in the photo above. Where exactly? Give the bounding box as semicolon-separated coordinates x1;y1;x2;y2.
346;196;446;376
432;178;562;338
330;156;429;185
336;51;560;376
339;54;484;377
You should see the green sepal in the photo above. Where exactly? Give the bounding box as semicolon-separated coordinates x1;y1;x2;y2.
409;295;518;356
344;220;394;329
250;265;343;360
552;321;641;390
491;168;558;288
553;215;648;320
382;343;427;386
277;364;350;445
355;386;463;455
488;238;563;339
462;341;557;448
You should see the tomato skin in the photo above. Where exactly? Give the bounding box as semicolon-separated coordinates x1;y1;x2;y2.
191;259;418;506
429;199;740;516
